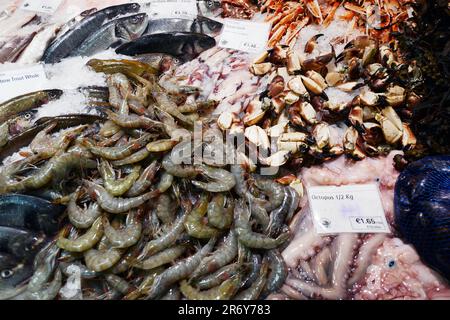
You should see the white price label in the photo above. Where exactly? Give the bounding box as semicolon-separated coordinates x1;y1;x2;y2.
0;64;48;103
307;184;391;235
148;0;198;19
218;19;271;53
21;0;63;14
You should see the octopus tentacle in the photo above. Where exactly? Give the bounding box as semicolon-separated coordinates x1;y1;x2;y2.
310;246;332;286
286;234;359;300
282;227;333;268
281;284;308;300
348;234;387;286
298;260;315;281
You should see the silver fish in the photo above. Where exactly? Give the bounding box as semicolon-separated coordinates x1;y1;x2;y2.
145;16;222;37
42;3;141;64
71;13;148;57
54;8;98;40
116;32;216;62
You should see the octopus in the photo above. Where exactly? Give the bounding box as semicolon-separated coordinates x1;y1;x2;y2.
353;237;450;300
279;152;450;300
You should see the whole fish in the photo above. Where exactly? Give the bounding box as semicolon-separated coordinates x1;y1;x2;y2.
17;24;60;64
42;3;141;64
54;8;98;40
0;252;33;299
71;13;149;57
0;33;37;63
395;155;450;281
0;110;37;148
0;226;47;263
87;58;158;77
0;90;63;123
116;32;216;62
145;16;222;37
0;194;65;234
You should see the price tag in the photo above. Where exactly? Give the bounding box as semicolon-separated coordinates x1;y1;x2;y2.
20;0;63;14
307;184;390;235
218;19;271;53
0;64;48;103
147;0;198;19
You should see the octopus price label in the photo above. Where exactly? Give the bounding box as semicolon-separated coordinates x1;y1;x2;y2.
218;19;271;53
307;184;391;235
147;0;198;19
21;0;63;14
0;64;48;103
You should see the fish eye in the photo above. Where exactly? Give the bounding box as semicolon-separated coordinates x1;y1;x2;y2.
386;259;396;269
24;113;32;119
1;269;14;279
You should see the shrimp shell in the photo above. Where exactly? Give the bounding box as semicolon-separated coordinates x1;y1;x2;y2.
139;212;187;258
207;194;234;230
132;245;187;270
103;210;142;248
27;269;62;300
266;187;290;238
111;148;150;166
99;161;141;197
10;152;96;192
180;274;241;300
125;161;160;197
192;164;236;193
195;263;245;291
145;237;216;299
27;243;59;293
59;261;99;279
248;196;270;229
85;180;158;214
156;193;177;225
67;190;102;229
162;153;198;178
86;133;153;160
123;267;164;300
105;274;133;295
234;260;269;300
56;217;103;252
106;109;163;129
184;193;220;239
156;172;174;193
84;247;123;272
241;253;262;289
262;249;288;297
235;201;290;250
254;178;285;211
191;230;238;279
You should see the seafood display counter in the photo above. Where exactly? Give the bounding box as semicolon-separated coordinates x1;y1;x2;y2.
0;0;449;301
